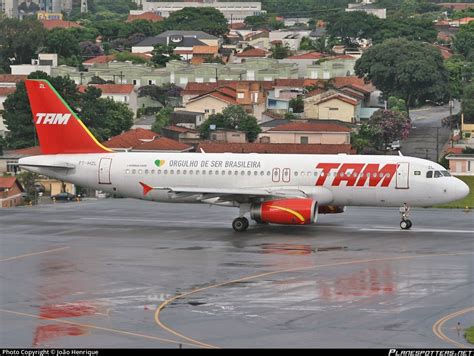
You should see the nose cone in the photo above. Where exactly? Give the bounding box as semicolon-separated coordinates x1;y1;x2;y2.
455;179;470;200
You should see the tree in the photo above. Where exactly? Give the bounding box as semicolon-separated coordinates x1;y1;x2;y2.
151;44;181;67
453;22;474;58
326;11;382;47
45;28;81;58
462;82;474;123
299;37;315;51
163;7;228;37
244;14;284;31
444;55;473;99
114;51;149;64
270;43;291;59
17;171;40;204
372;17;437;44
289;96;304;113
200;106;261;141
79;41;103;59
366;109;412;151
138;84;182;106
79;86;134;141
0;18;47;71
355;39;449;114
151;107;173;134
388;97;408;113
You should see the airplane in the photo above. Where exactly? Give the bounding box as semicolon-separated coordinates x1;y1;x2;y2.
18;79;470;232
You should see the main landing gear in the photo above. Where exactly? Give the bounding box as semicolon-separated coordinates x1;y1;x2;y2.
399;203;412;230
232;217;249;232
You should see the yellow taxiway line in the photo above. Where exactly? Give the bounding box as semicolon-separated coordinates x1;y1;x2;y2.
155;252;474;348
432;307;474;348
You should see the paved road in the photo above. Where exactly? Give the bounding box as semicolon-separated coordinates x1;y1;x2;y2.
401;101;460;161
1;199;473;348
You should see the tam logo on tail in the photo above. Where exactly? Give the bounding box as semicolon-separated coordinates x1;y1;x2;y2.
25;79;112;154
35;113;71;125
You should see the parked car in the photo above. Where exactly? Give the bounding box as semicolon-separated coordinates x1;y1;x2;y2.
386;140;401;151
33;182;45;193
51;192;79;201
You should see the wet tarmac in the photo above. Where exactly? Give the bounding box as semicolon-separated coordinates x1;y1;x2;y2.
0;199;473;348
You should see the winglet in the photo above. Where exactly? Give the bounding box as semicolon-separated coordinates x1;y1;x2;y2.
139;182;153;196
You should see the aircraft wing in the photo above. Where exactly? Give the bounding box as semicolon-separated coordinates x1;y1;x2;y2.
139;182;308;201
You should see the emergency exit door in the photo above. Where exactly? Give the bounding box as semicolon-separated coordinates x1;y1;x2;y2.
98;158;112;184
396;162;409;189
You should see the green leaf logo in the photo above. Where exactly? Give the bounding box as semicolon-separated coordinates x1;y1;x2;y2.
154;160;165;167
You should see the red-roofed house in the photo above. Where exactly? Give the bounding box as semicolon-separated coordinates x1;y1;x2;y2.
161;125;201;144
259;121;352;145
102;128;192;152
40;19;82;30
304;90;361;123
0;177;24;208
233;48;269;63
197;142;354;155
180;82;267;121
103;128;157;150
126;12;164;23
79;84;139;116
0;75;28;86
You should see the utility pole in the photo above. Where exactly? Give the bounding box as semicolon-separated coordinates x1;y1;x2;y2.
435;126;440;162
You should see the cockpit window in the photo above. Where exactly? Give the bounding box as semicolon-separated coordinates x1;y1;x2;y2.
434;171;443;178
426;171;433;178
441;170;451;177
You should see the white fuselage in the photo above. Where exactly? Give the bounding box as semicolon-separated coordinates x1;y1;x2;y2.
19;152;469;207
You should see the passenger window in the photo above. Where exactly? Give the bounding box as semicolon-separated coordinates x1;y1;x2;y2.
183;170;187;175
190;170;193;175
267;171;271;176
221;170;225;175
314;172;318;177
138;169;142;174
209;170;213;175
254;171;258;176
126;169;130;174
228;171;232;175
158;169;161;174
170;170;174;174
295;171;298;176
234;171;238;175
260;171;264;176
177;170;181;174
164;170;168;174
215;170;219;175
241;171;245;175
426;171;433;178
151;170;155;174
247;171;251;176
202;170;206;175
145;169;149;174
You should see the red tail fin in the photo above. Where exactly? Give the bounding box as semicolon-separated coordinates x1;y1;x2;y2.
25;79;112;154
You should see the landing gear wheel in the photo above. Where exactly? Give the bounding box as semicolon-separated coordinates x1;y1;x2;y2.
400;219;412;230
232;217;249;232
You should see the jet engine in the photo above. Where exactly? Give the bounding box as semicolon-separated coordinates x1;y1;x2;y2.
250;198;317;225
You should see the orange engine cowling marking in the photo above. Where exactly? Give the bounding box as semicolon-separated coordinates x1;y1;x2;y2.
251;198;317;225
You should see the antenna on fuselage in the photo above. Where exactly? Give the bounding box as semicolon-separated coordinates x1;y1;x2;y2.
398;151;403;156
200;148;206;153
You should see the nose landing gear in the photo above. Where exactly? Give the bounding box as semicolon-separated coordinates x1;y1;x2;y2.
399;203;412;230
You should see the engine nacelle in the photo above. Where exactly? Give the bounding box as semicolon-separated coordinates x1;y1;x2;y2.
250;198;317;225
318;205;345;214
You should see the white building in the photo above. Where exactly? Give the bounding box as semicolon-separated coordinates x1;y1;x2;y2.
133;0;265;23
346;0;386;19
10;53;58;76
269;30;311;51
